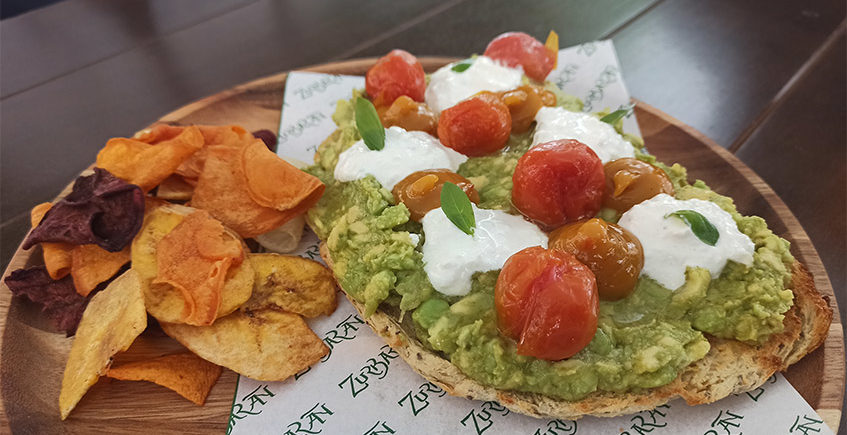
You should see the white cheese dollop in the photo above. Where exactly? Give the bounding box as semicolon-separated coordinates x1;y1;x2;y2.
425;56;523;113
532;106;636;163
421;204;547;296
617;194;755;290
333;126;467;191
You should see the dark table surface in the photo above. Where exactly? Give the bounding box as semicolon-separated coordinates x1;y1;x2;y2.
1;0;845;429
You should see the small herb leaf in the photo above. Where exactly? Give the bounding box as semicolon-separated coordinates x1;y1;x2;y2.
600;103;635;125
440;182;475;235
451;60;473;73
355;97;385;151
665;210;719;246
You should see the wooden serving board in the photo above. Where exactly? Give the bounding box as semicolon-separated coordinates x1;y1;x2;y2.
0;58;843;434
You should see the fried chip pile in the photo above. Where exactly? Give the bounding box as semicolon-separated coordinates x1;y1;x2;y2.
154;210;245;326
8;122;335;420
97;126;204;191
161;309;328;381
31;202;133;297
245;253;338;317
23;168;145;252
105;352;222;405
191;140;324;238
59;269;147;419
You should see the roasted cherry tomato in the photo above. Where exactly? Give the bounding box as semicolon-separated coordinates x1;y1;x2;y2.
365;50;426;107
512;139;605;230
549;218;643;301
392;170;480;221
603;158;675;213
437;92;511;157
484;32;555;82
495;246;599;360
378;96;438;136
498;85;557;133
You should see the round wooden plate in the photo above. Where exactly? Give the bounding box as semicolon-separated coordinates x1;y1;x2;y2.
1;58;843;434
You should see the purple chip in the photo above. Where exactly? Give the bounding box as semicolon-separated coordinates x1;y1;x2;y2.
252;129;278;153
5;267;90;336
23;168;144;252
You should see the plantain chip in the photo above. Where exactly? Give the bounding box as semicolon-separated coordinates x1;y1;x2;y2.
105;352;222;405
161;309;327;381
244;253;337;317
154;210;245;326
155;174;194;201
131;204;253;324
59;269;147;419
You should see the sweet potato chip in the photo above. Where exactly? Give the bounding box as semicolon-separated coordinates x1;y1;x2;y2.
241;140;325;212
59;269;147;419
244;253;337;317
161;309;328;381
154;210;245;326
156;174;194;201
176;125;253;181
97;125;204;191
133;124;186;143
105;352;222;405
23;168;145;252
191;145;287;238
30;202;73;279
71;244;131;297
191;142;324;238
146;264;254;325
131;205;253;324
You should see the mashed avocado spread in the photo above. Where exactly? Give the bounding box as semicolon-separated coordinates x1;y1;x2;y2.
306;89;794;401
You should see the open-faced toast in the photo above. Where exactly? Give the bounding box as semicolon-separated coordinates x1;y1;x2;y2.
322;244;831;419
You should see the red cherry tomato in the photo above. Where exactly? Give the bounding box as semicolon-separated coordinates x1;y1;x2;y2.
437;92;512;157
495;247;599;361
484;32;555;82
365;50;426;107
512;139;605;230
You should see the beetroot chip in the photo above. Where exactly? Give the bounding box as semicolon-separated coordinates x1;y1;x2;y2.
251;129;278;153
5;266;90;335
23;168;144;252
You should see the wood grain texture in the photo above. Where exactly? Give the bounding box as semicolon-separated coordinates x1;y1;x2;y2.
0;58;842;433
611;0;846;148
735;30;846;326
0;0;258;98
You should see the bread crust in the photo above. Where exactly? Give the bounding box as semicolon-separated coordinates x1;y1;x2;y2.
321;243;832;419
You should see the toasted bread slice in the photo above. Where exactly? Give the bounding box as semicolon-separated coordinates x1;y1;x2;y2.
321;243;832;419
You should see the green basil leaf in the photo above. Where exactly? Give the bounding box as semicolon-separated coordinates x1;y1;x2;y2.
451;59;473;73
355;97;385;151
599;103;635;125
440;182;475;236
665;210;720;246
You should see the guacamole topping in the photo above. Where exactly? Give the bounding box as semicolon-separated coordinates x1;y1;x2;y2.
307;88;794;401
